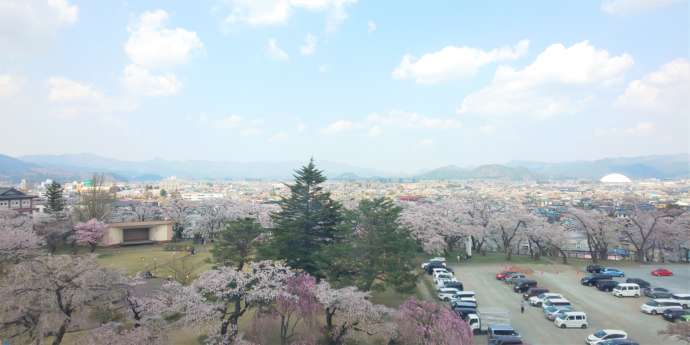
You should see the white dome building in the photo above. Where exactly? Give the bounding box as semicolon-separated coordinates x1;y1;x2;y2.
600;173;632;183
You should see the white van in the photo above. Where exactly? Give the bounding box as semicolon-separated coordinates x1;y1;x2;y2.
640;299;683;315
554;311;588;329
612;283;640;297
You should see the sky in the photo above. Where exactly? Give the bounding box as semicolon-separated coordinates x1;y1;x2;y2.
0;0;688;173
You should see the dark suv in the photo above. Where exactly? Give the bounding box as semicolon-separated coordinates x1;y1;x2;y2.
596;280;619;292
523;287;549;301
586;264;603;273
644;287;672;298
444;281;464;291
513;279;538;293
487;324;521;345
662;308;690;322
581;274;613;286
625;278;650;289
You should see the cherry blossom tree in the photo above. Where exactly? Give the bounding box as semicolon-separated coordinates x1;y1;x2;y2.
149;261;293;345
659;321;690;345
399;199;466;255
271;274;320;345
525;216;570;263
460;196;503;256
566;207;622;262
489;204;530;260
0;210;42;266
315;281;393;345
618;202;687;262
0;255;126;345
77;323;165;345
392;298;473;345
74;218;108;252
163;197;191;241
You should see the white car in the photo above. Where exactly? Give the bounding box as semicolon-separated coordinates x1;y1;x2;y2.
640;299;683;315
612;283;640;298
554;311;587;329
542;298;571;311
450;291;477;304
435;277;458;290
671;293;690;309
586;329;628;345
437;287;461;301
529;293;564;306
432;269;451;279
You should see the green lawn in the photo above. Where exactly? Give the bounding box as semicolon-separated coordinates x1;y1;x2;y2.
95;242;213;279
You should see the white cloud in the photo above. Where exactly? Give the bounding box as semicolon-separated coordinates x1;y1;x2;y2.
367;20;376;33
595;122;656;137
300;33;317;56
122;64;181;96
268;131;289;142
367;110;462;129
267;38;289;60
615;58;689;115
219;0;357;30
214;115;244;128
0;74;24;98
601;0;684;14
367;125;382;137
297;122;307;132
322;120;355;134
479;125;496;135
125;10;203;69
47;77;104;103
0;0;78;55
458;40;634;118
418;138;434;146
318;64;330;73
392;40;529;84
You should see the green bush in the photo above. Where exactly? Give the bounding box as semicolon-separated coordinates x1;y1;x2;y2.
163;243;190;252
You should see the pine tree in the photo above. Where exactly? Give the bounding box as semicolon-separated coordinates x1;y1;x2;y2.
212;217;262;270
45;181;65;214
261;159;342;277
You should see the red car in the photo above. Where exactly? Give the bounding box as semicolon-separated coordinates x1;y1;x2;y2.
651;268;673;276
496;271;518;280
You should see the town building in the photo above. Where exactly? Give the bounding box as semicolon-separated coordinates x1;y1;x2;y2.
0;187;36;214
101;220;174;246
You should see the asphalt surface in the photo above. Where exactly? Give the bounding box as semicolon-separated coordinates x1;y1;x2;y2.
434;262;687;345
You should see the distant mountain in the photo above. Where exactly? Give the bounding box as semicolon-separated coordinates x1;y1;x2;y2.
17;154;393;181
507;154;690;180
416;164;535;180
0;154;37;175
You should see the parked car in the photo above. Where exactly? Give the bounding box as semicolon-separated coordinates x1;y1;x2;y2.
554;311;588;329
487;324;521;345
640;299;683;315
586;330;628;345
581;274;613;286
643;287;672;298
443;281;464;291
651;268;673;277
450;291;477;305
425;261;446;274
586;264;603;273
432;269;452;280
496;271;518;280
421;257;446;270
529;292;564;307
452;303;478;318
542;298;572;311
438;287;462;301
513;279;537;293
596;280;619;292
612;283;640;297
523;287;549;301
600;268;625;277
625;278;650;289
545;306;573;321
662;308;690;322
599;340;639;345
504;273;526;284
488;337;525;345
671;293;690;309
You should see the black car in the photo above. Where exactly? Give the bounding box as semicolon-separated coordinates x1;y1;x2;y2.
625;278;650;289
586;264;603;273
444;281;464;291
425;262;446;274
644;287;672;298
513;279;538;293
453;305;477;318
596;280;619;292
523;287;549;301
581;274;613;286
662;308;690;322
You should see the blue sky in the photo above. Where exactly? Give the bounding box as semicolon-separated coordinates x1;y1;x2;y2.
1;0;688;173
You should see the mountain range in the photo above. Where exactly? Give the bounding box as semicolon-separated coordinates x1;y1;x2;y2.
0;153;687;182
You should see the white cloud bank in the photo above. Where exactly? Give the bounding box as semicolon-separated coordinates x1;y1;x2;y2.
267;38;289;60
615;58;689;115
0;0;78;55
392;40;529;84
457;40;634;118
219;0;357;31
601;0;685;14
300;33;317;56
0;74;24;98
322;110;462;136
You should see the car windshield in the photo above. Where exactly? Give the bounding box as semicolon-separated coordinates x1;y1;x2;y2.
594;330;607;338
494;330;518;336
545;306;557;312
647;301;659;306
656;288;669;292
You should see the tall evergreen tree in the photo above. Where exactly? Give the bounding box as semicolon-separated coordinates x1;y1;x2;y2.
325;198;419;293
45;181;65;214
261;159;342;277
212;217;262;270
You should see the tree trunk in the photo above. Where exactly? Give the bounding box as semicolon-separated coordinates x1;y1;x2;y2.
51;318;70;345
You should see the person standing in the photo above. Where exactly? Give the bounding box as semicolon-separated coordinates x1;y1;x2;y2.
520;300;526;314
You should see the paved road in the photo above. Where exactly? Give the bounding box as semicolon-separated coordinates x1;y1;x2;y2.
439;262;685;345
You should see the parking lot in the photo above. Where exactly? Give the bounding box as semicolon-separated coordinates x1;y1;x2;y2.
428;261;689;345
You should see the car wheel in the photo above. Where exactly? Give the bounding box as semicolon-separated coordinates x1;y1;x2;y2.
443;298;449;302
560;324;566;329
652;310;658;315
581;324;587;329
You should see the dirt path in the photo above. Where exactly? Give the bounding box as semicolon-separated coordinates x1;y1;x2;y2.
442;262;682;345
